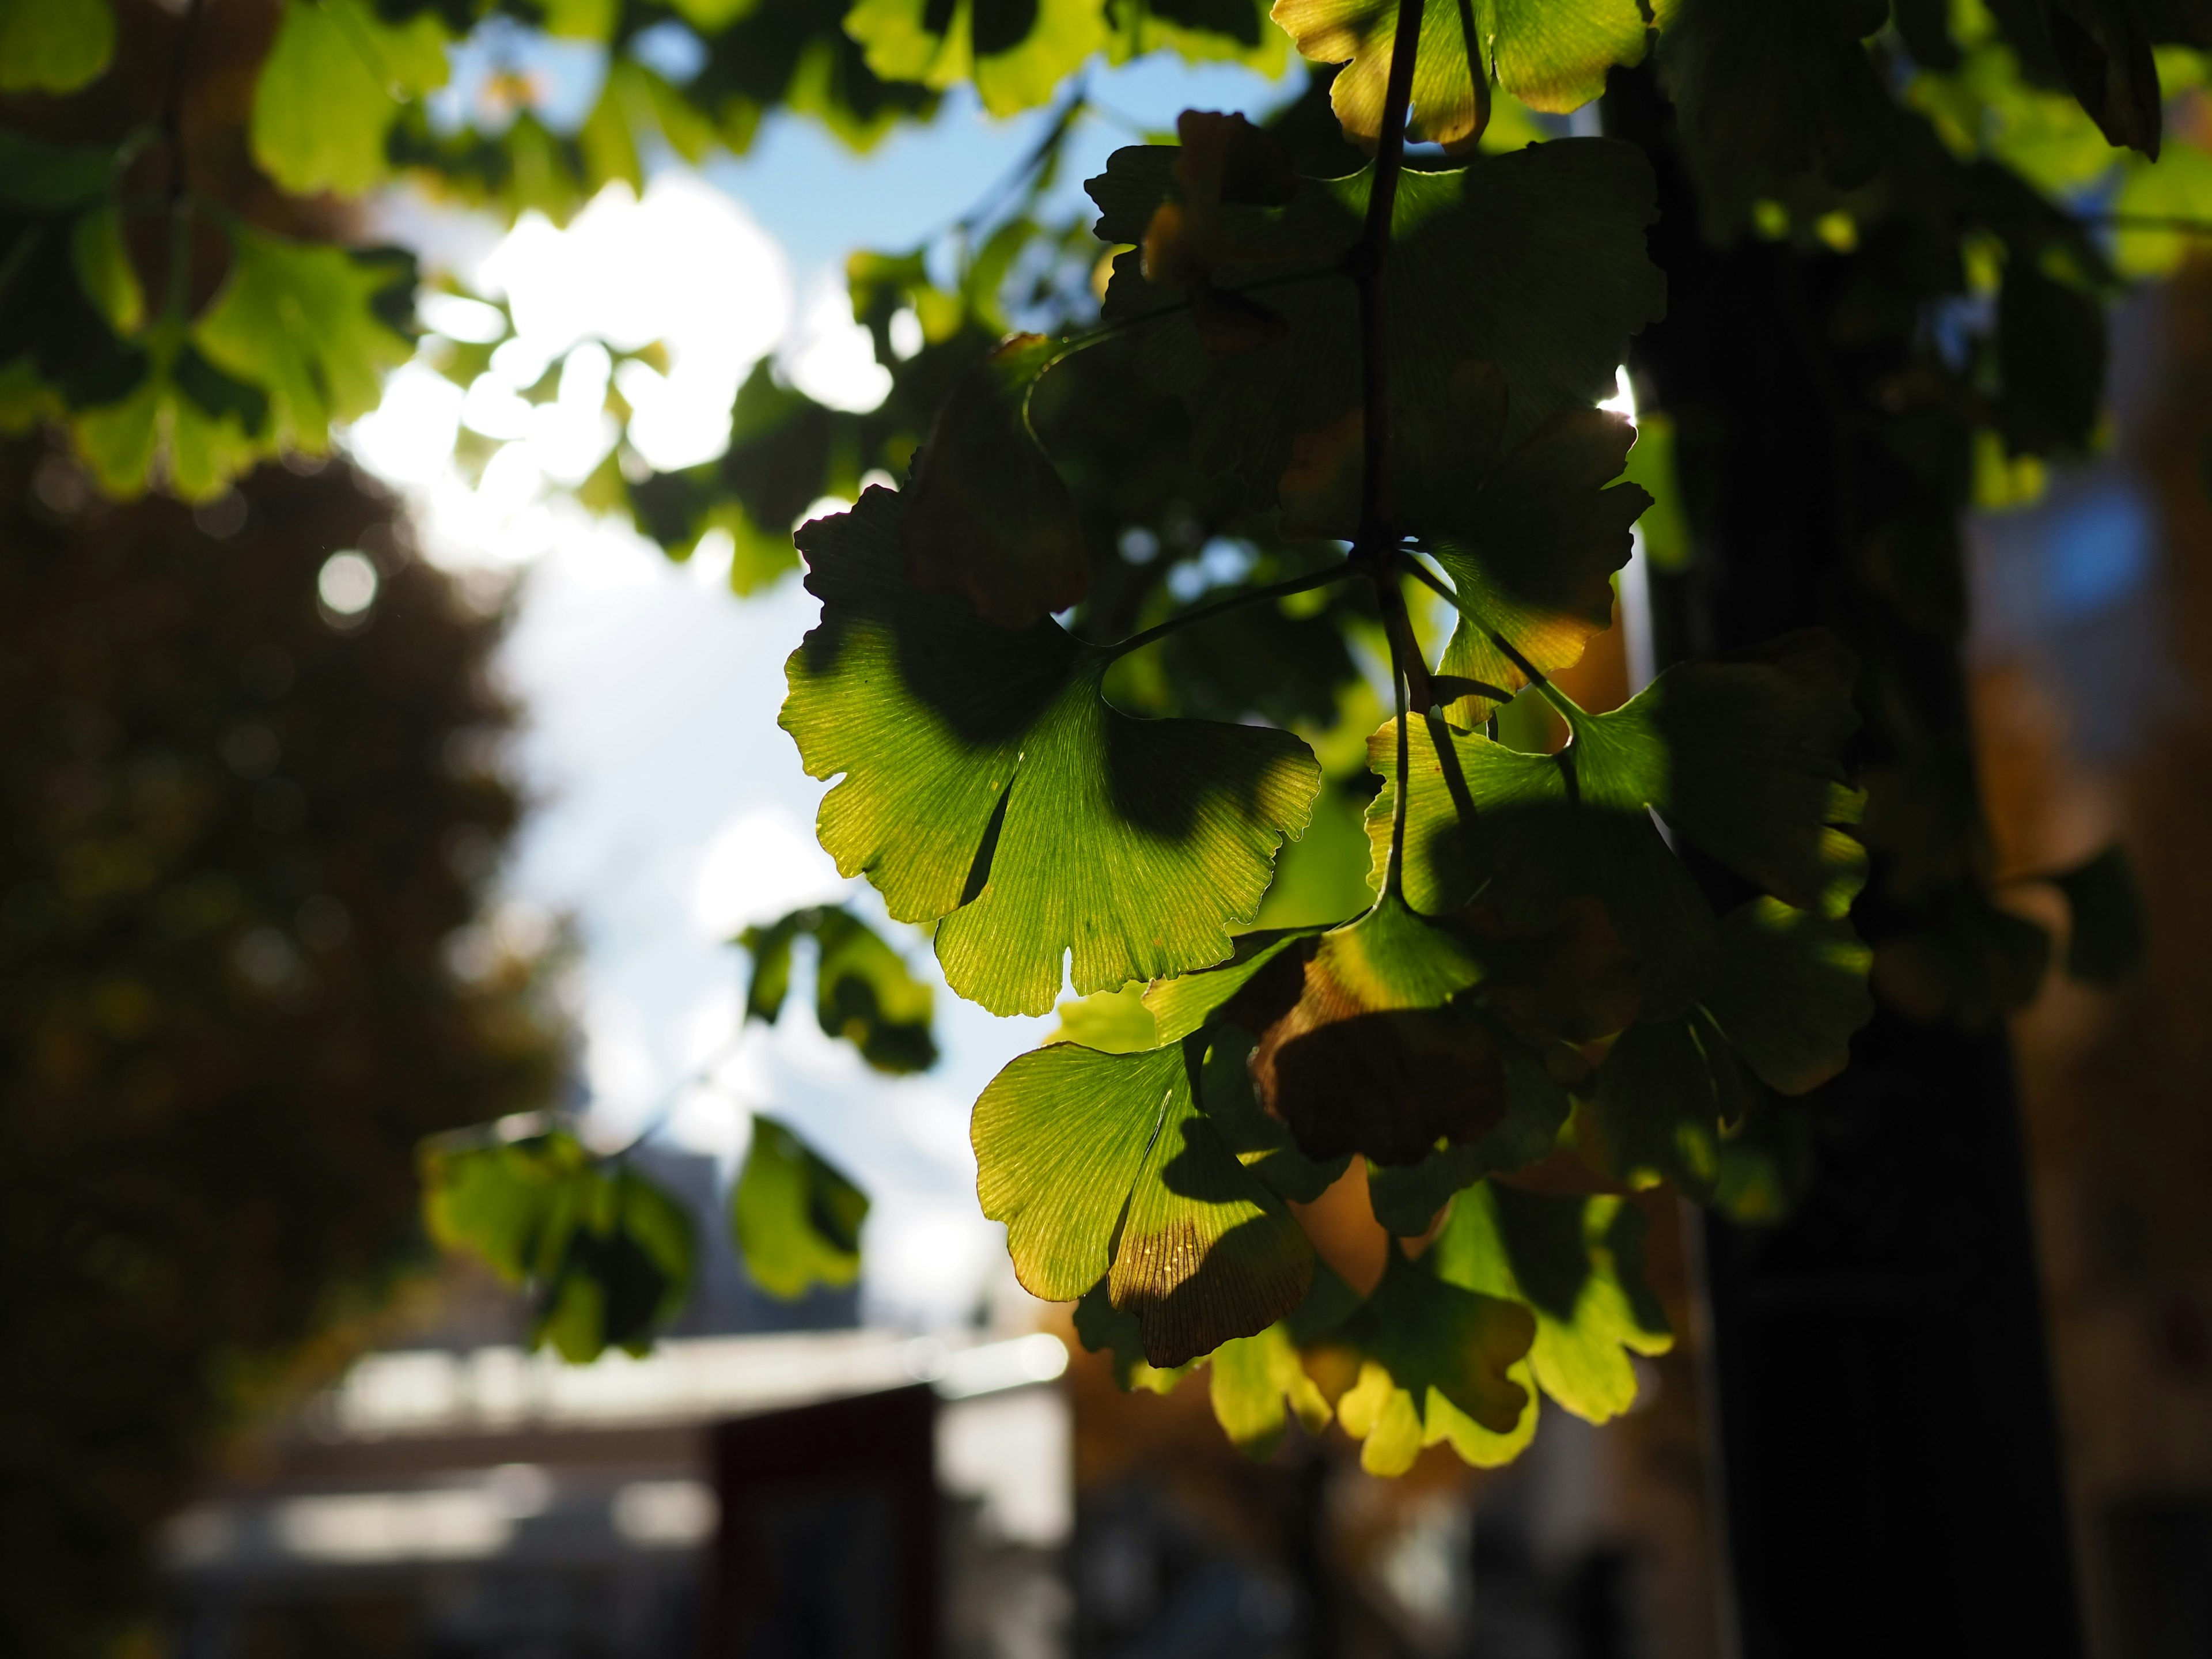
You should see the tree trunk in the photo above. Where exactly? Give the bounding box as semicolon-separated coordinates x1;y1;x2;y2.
1605;68;2087;1659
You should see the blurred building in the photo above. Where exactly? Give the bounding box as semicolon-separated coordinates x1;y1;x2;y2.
160;1147;1074;1659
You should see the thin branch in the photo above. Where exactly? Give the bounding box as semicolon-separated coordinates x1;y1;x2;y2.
1096;560;1365;659
1385;655;1410;899
1351;0;1426;554
1352;0;1426;889
160;0;203;204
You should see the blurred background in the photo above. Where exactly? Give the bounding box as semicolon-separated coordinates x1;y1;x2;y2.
6;2;2212;1656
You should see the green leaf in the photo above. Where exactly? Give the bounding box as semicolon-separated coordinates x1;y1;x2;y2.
1195;1022;1350;1202
1091;132;1665;514
739;905;940;1073
1363;1039;1571;1233
973;1041;1313;1365
904;333;1088;627
1208;1321;1331;1458
69;206;142;336
251;0;453;196
423;1130;696;1361
782;486;1321;1016
1240;893;1508;1165
1657;0;1893;196
733;1114;870;1297
194;229;416;456
0;0;115;93
1271;0;1668;151
1703;896;1874;1094
71;338;267;503
1373;630;1869;1017
2112;143;2212;277
1050;983;1161;1051
1430;1182;1672;1423
1073;1276;1200;1392
1108;0;1290;73
1330;1246;1535;1475
1428;408;1650;725
1996;253;2107;456
2051;842;2148;987
844;0;1111;115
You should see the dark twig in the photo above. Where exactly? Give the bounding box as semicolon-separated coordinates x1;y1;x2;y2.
1098;561;1365;659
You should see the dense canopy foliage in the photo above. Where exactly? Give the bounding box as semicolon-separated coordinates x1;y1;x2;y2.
6;0;2200;1575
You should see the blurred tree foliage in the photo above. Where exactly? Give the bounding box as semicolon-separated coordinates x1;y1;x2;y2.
0;438;563;1655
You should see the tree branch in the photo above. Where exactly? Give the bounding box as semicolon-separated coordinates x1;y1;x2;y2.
1097;560;1365;659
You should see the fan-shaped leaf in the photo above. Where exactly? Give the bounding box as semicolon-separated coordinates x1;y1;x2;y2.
1089;133;1665;511
782;486;1321;1016
1271;0;1669;152
1209;1321;1332;1459
973;1041;1313;1365
733;1115;870;1297
0;0;115;93
194;229;416;456
251;0;452;196
1430;1181;1672;1423
844;0;1110;115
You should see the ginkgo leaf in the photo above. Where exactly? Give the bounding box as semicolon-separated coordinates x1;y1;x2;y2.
904;333;1088;627
1143;923;1328;1043
1089;134;1665;512
844;0;1110;116
1371;630;1868;1015
251;0;453;196
194;229;416;456
1073;1277;1200;1393
0;0;115;93
1109;0;1291;73
972;1041;1313;1365
1363;1037;1570;1233
1703;896;1873;1094
1271;0;1669;153
0;134;144;412
2050;842;2147;987
1243;893;1506;1165
423;1131;696;1362
733;1114;870;1297
1429;1181;1672;1423
739;905;938;1073
1209;1321;1332;1459
1429;410;1650;724
782;486;1321;1016
1657;0;1892;194
1330;1247;1535;1474
72;338;268;502
1196;1022;1350;1202
1050;984;1160;1051
1587;1011;1751;1196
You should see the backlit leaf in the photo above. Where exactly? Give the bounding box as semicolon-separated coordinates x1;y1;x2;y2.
0;0;115;93
844;0;1111;115
251;0;453;196
739;905;939;1073
1271;0;1668;152
2050;841;2148;987
733;1114;870;1297
1091;132;1665;512
973;1041;1313;1365
1429;1181;1672;1423
904;333;1088;627
1330;1246;1535;1474
1208;1321;1331;1458
782;486;1321;1016
194;229;416;456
